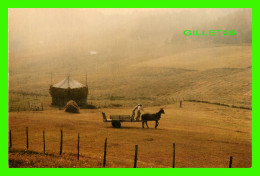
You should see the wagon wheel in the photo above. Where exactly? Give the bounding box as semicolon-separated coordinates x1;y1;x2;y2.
112;121;121;128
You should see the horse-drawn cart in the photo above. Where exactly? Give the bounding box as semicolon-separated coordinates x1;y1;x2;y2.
102;108;165;128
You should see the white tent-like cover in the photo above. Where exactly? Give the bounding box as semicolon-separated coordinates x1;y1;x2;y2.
53;77;85;89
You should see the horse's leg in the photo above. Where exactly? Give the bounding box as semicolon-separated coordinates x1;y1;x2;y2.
142;121;144;128
146;121;149;128
155;121;159;128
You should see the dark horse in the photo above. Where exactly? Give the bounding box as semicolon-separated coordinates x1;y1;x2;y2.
141;108;165;128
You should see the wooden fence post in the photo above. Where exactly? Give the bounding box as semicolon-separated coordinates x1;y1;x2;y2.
60;129;63;155
77;133;80;160
229;156;233;168
43;130;45;154
26;127;29;150
173;143;175;168
9;129;12;149
134;145;138;168
103;137;107;167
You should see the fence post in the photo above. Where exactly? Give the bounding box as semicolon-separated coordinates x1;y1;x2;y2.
229;156;233;168
26;127;29;150
43;130;45;154
103;137;107;167
77;133;80;160
60;129;63;155
173;143;175;168
134;145;138;168
9;129;12;149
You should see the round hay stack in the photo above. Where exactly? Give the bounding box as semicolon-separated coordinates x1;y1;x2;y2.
65;100;80;113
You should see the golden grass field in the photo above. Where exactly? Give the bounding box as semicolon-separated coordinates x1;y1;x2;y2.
8;44;252;168
8;9;252;168
9;44;252;110
9;101;251;168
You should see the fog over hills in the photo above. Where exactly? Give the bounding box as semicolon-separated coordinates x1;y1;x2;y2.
8;8;252;108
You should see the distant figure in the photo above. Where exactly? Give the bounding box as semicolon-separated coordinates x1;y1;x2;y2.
180;100;182;108
131;104;142;121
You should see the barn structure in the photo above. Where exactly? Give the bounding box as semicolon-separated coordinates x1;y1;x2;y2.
49;76;88;106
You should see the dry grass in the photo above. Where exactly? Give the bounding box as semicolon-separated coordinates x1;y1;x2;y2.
9;102;251;168
9;44;252;109
8;10;252;168
134;45;252;70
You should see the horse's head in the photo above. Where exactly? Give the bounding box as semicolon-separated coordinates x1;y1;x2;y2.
159;108;165;114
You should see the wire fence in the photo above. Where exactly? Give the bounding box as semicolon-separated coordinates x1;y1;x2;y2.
8;127;233;168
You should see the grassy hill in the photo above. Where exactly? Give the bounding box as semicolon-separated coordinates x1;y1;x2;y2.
9;44;252;110
8;9;252;110
8;9;252;168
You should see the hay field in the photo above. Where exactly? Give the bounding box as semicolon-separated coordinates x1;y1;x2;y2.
9;101;251;168
8;43;252;168
9;44;252;109
8;9;252;168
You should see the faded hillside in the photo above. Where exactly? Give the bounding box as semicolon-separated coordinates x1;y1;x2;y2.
8;8;252;108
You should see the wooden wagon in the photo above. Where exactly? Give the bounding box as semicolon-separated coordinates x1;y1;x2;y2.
102;112;142;128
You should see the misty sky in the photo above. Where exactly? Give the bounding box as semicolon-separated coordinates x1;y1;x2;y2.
9;8;249;54
8;8;251;76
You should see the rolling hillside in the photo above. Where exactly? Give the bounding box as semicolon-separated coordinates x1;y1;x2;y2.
8;9;252;109
9;44;252;109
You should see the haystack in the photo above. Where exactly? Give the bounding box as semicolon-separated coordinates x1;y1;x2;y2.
65;100;80;113
49;76;88;106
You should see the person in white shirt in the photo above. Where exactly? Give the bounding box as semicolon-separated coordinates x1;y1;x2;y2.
131;104;142;121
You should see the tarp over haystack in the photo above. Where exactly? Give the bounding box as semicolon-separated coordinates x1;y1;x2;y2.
64;100;80;113
49;76;88;106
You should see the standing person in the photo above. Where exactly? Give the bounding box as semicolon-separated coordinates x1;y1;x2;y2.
131;104;142;121
136;104;142;121
131;106;136;121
